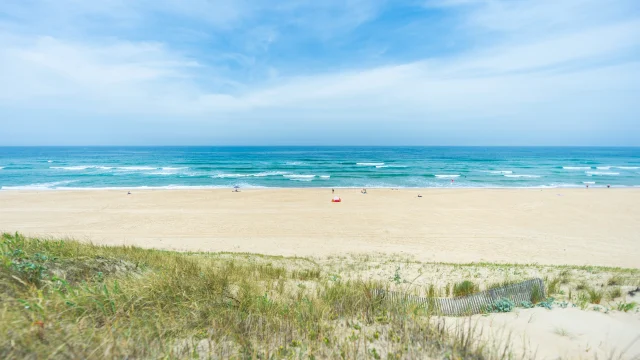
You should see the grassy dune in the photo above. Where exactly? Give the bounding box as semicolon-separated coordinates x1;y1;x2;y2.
0;232;492;359
1;233;638;359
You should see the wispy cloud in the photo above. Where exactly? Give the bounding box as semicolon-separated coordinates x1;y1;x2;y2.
0;0;638;145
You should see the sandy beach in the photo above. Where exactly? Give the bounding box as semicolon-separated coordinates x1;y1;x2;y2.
1;188;638;268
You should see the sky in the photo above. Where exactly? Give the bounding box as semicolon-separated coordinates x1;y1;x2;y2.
0;0;639;146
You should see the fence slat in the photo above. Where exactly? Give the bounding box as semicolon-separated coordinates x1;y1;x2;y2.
372;278;545;316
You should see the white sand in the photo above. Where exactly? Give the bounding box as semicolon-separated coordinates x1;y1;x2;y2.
1;188;640;358
1;188;639;268
443;304;640;359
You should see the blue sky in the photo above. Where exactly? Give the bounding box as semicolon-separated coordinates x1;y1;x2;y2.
0;0;639;145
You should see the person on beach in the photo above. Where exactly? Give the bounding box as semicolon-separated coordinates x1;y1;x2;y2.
332;189;334;194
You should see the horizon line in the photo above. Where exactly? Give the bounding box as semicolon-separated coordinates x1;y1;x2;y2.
1;145;639;148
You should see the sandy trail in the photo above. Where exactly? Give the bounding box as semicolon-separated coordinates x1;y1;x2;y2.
1;188;638;268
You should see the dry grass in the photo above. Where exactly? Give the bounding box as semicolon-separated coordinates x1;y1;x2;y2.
1;233;497;359
3;233;639;359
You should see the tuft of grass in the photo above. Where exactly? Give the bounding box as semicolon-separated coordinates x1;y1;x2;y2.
558;269;572;284
554;327;572;338
530;283;545;304
608;287;622;300
453;280;477;297
586;287;603;304
576;282;588;291
607;275;623;286
616;302;637;312
547;277;561;295
487;279;520;290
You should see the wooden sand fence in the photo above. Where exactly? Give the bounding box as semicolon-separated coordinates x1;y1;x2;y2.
373;278;545;316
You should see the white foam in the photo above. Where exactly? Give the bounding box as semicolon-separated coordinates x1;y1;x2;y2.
1;180;78;190
618;166;639;170
319;175;331;179
583;181;596;184
563;166;591;170
212;171;288;178
596;166;611;170
585;171;619;176
2;184;269;191
211;173;248;178
376;165;408;168
47;160;53;163
357;162;384;166
147;167;190;175
0;167;4;170
285;161;305;166
283;174;316;182
483;170;513;174
435;174;460;178
283;174;316;179
504;174;541;178
252;171;289;177
51;166;94;170
115;166;158;171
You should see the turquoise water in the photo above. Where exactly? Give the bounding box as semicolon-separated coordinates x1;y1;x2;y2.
0;147;639;190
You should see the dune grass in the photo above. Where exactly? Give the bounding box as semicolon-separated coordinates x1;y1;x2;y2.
453;281;477;297
1;232;497;359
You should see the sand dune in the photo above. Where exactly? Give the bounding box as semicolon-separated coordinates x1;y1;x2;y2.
1;188;638;268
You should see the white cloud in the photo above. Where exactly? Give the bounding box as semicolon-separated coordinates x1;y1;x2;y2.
0;0;639;144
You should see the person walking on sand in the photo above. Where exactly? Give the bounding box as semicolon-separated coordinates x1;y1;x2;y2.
332;188;334;194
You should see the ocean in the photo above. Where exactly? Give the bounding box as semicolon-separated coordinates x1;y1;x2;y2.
0;147;639;190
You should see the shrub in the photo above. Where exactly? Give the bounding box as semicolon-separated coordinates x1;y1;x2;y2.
587;288;603;304
531;283;545;303
616;302;637;312
608;287;622;300
486;298;514;313
453;280;476;297
536;297;554;310
547;277;561;295
607;275;623;286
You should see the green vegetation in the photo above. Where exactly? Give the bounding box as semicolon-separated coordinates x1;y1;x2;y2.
586;287;604;304
453;280;477;297
486;279;519;290
486;298;514;313
608;287;622;300
546;276;561;295
607;275;623;286
3;233;639;358
530;283;545;303
1;233;496;359
615;302;637;312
